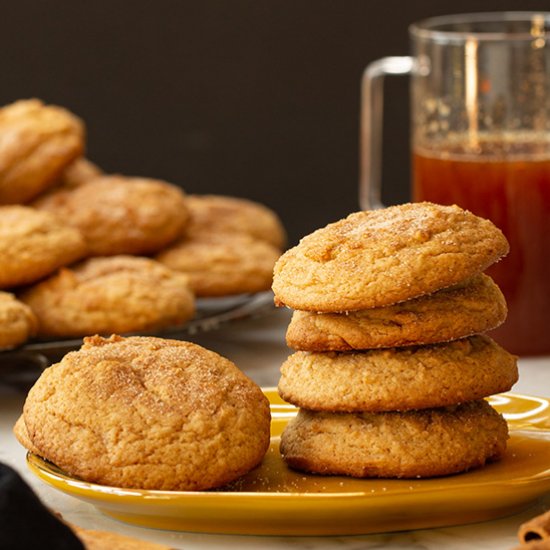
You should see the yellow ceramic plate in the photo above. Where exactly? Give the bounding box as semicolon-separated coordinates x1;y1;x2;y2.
27;390;550;536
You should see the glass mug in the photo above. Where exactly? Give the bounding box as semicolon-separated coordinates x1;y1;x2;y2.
360;12;550;356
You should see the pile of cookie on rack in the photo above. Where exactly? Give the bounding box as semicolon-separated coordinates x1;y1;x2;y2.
272;202;518;478
0;98;286;349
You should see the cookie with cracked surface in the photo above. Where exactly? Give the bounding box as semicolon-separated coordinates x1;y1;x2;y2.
185;194;287;249
22;334;271;490
280;400;508;478
0;205;86;289
0;292;37;349
156;233;280;296
286;274;507;351
0;99;84;204
33;175;189;256
19;256;195;337
272;202;509;312
279;335;517;412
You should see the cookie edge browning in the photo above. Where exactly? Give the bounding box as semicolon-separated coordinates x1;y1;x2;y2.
18;256;196;338
285;273;507;351
272;203;510;312
22;335;271;491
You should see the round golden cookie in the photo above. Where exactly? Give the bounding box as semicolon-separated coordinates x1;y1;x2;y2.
0;99;84;204
19;256;195;337
0;292;37;349
286;274;507;351
156;233;280;297
0;205;86;289
278;335;518;412
33;175;189;256
272;202;509;312
22;334;271;491
186;194;286;249
280;400;508;478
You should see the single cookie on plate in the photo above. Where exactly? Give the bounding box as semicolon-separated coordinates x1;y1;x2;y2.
33;175;189;256
272;202;509;312
286;274;507;351
0;99;84;204
21;334;271;491
185;194;287;249
278;335;517;412
280;400;508;478
0;205;87;289
19;256;195;337
156;233;280;297
0;292;37;349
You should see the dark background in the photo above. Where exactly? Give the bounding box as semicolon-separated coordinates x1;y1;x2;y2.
1;1;548;245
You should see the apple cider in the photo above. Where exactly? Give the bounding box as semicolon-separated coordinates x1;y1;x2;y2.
413;138;550;355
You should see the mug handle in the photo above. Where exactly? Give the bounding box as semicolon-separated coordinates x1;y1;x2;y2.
359;56;415;210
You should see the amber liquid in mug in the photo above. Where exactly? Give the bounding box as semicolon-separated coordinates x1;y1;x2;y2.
413;136;550;355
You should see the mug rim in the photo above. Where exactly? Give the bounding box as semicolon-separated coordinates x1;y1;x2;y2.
410;11;550;43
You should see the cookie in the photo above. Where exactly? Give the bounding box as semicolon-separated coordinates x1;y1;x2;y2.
286;274;507;350
0;205;87;289
280;400;508;478
70;525;174;550
22;334;271;491
185;194;286;249
0;99;84;204
0;292;37;349
33;175;189;256
278;335;517;412
272;202;509;312
156;233;280;296
19;256;195;337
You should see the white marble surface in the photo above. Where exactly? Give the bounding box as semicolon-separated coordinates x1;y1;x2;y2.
1;306;549;550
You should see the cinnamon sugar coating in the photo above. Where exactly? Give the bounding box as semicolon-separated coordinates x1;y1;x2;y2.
272;202;509;312
21;335;271;490
19;256;195;337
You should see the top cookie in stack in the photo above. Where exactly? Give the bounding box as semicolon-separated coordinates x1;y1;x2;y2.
272;202;518;479
273;202;508;312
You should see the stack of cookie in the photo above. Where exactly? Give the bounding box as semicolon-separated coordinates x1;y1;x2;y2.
0;98;286;345
272;202;518;478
